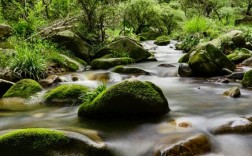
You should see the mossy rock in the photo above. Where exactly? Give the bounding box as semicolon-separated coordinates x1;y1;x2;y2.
112;66;150;75
0;24;13;41
44;84;90;106
97;37;151;62
51;30;92;61
178;52;191;63
3;79;43;98
242;70;252;88
227;48;252;64
154;36;171;46
0;128;113;156
91;57;135;70
188;44;236;76
78;80;169;118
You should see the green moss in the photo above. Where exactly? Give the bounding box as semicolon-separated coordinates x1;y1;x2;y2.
227;48;252;64
178;52;191;63
45;84;90;105
0;128;69;155
188;44;236;76
91;57;135;69
107;37;151;62
78;80;169;118
3;79;43;98
242;70;252;88
154;36;171;46
112;66;150;75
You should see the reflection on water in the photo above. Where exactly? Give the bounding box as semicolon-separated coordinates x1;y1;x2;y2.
0;41;252;156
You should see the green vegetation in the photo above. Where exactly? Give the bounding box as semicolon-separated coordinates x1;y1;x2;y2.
242;70;252;88
3;79;43;98
0;0;251;79
0;128;69;155
44;84;90;106
78;80;169;118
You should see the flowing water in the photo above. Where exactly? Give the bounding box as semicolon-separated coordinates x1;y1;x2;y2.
0;40;252;156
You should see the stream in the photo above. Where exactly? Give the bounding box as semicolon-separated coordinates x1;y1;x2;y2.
0;40;252;156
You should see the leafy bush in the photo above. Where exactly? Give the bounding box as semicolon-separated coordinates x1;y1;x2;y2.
183;17;208;34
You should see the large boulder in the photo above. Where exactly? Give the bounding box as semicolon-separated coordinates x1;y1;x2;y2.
227;48;252;64
95;37;151;62
0;79;14;97
51;30;92;61
3;79;43;98
188;44;236;76
91;57;134;69
242;70;252;88
44;84;90;106
78;80;169;118
0;24;13;41
196;30;245;51
0;128;113;156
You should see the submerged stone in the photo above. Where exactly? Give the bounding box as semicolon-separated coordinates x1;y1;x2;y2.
3;79;43;98
112;66;151;75
223;87;241;98
91;57;134;69
78;80;169;118
154;134;211;156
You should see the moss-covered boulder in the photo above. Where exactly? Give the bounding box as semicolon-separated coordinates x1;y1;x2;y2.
242;70;252;88
227;48;252;64
188;44;236;76
96;37;151;62
0;128;113;156
51;30;92;61
154;36;171;46
3;79;43;98
91;57;134;69
44;84;89;106
78;80;169;118
112;66;150;75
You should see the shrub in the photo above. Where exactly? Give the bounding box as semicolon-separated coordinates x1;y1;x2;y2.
183;17;208;34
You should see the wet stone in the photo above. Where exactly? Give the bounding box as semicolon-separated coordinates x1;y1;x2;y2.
223;87;241;98
155;134;211;156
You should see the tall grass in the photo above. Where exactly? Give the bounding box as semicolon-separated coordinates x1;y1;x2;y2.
9;41;47;80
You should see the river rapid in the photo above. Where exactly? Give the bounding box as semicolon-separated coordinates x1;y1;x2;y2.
0;40;252;156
